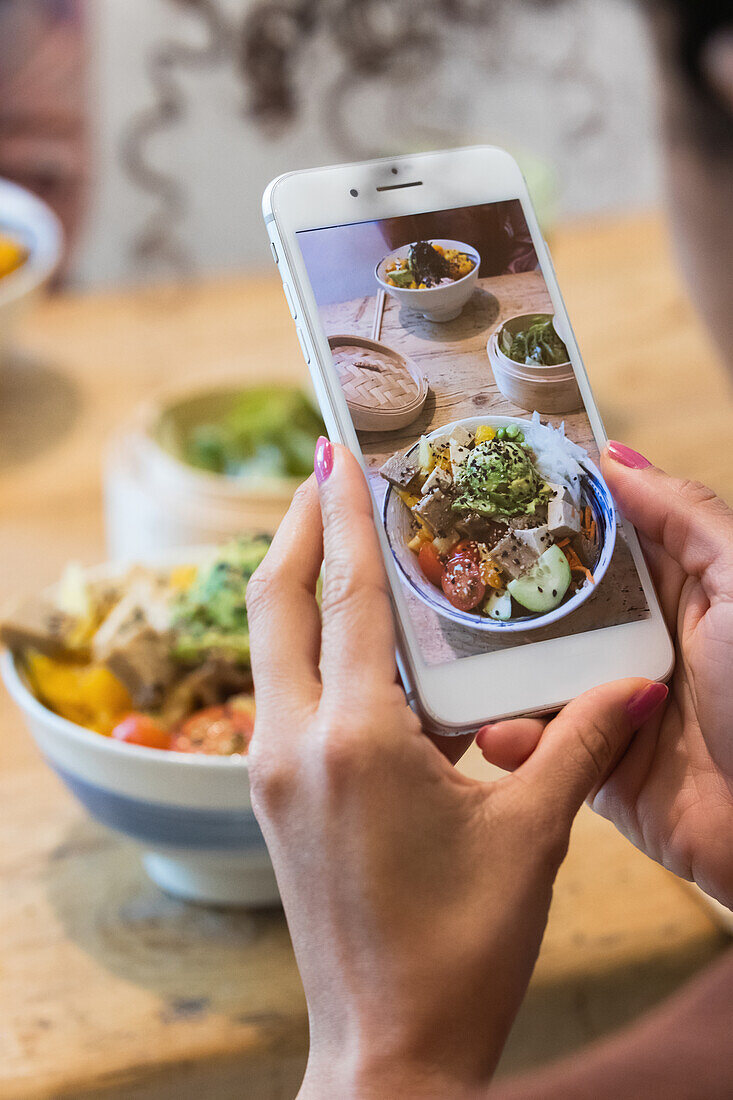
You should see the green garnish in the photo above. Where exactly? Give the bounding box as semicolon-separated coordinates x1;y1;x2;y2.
500;314;569;367
171;537;270;665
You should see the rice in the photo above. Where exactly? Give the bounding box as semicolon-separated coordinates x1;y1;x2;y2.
523;412;587;509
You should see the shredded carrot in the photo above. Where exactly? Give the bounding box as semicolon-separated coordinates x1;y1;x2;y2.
560;543;595;584
556;538;570;548
589;519;597;541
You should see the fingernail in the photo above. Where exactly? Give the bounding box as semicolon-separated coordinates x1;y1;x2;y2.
607;441;652;470
314;436;333;484
627;682;668;726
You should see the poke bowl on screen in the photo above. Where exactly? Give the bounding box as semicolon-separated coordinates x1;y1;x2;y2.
381;413;614;629
380;241;476;290
0;538;269;755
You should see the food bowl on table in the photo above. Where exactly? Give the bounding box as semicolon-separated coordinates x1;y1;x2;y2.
487;313;581;415
375;239;480;323
382;415;616;634
0;541;279;908
105;383;324;560
0;178;63;366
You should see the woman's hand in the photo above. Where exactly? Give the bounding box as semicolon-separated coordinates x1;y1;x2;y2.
246;439;665;1099
480;442;733;909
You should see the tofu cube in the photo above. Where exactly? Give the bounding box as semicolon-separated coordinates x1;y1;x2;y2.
421;465;451;495
491;532;540;581
516;525;553;556
449;438;471;474
548;499;581;538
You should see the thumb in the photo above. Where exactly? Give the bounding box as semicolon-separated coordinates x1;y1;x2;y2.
516;677;668;819
601;443;733;583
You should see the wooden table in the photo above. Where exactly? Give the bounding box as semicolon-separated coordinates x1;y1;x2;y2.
1;214;731;1098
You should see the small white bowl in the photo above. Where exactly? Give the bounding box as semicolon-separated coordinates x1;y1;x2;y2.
375;240;480;323
1;551;279;908
0;178;63;364
383;415;616;633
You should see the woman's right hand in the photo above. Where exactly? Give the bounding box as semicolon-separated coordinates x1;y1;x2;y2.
479;442;733;909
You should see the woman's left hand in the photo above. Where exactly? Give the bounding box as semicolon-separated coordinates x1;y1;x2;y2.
246;441;661;1099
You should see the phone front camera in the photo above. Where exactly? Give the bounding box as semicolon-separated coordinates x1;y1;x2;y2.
350;188;359;197
391;166;398;174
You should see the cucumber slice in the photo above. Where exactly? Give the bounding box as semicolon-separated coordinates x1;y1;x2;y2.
508;544;571;613
484;590;512;621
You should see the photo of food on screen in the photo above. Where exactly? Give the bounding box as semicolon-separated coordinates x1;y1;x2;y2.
297;201;650;666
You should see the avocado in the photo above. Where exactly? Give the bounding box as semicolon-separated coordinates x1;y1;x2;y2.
171;537;270;665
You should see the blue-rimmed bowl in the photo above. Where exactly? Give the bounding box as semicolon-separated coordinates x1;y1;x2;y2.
383;415;616;634
0;555;277;908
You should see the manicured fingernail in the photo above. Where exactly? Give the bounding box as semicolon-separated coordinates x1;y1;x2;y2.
607;441;652;470
627;682;668;725
314;436;333;484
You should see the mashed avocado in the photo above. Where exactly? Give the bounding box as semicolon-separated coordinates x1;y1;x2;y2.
453;439;548;518
171;537;270;664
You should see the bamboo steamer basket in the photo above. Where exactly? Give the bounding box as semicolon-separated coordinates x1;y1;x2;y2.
487;314;582;415
329;335;428;432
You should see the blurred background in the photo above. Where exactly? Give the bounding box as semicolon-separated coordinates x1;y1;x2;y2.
1;2;732;1098
5;0;661;286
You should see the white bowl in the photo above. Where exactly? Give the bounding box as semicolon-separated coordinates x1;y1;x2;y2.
383;415;616;633
0;178;63;364
375;240;480;323
0;551;279;908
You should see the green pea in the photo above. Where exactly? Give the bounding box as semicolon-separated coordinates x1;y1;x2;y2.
505;424;519;439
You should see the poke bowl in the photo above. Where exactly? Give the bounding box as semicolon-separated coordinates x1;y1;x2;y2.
375;239;480;322
0;538;278;907
381;414;616;633
0;178;63;366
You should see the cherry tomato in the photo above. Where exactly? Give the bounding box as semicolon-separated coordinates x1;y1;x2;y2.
453;539;480;562
418;542;445;587
441;555;486;611
112;713;172;751
171;697;255;756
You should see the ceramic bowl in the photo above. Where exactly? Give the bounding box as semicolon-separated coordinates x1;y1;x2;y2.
375;240;480;322
383;415;616;633
0;178;63;365
0;553;278;908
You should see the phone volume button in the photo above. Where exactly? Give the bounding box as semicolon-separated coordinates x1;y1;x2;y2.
282;282;298;319
270;239;279;264
295;326;311;364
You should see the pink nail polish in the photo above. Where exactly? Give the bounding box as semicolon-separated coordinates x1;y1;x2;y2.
627;682;668;725
314;436;333;484
606;441;652;470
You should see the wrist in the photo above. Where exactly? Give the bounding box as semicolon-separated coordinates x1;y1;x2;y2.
299;1050;490;1100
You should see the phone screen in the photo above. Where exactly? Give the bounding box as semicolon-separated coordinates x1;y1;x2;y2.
297;200;650;667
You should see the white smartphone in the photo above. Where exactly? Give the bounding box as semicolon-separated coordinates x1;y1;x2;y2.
263;146;673;735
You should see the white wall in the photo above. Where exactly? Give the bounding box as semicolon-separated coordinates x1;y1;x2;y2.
74;0;660;287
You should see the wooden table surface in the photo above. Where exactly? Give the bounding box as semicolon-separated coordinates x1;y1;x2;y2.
322;270;647;665
1;214;731;1099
